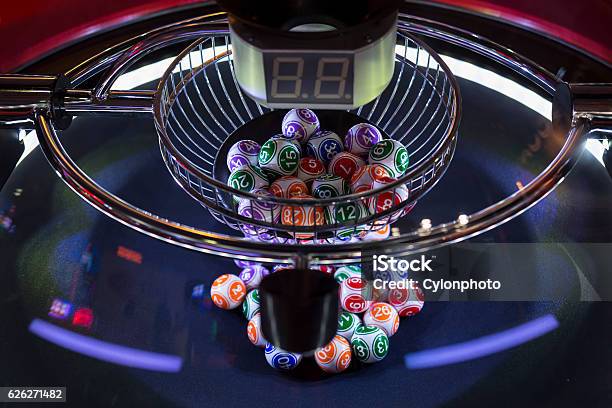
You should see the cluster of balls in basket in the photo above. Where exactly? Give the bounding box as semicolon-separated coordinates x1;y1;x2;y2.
209;260;424;373
226;108;412;241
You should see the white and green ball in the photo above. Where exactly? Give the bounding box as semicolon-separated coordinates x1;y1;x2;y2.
337;311;362;341
242;289;260;320
368;139;409;178
325;201;370;240
311;174;348;199
228;164;269;194
350;325;390;363
334;265;362;283
258;137;301;178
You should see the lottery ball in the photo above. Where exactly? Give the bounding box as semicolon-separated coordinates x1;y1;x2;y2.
237;188;281;236
258;138;300;178
210;274;246;310
315;335;352;374
345;123;383;156
328;152;366;180
228;164;269;195
337;311;362;341
270;176;308;198
368;139;409;178
306;130;344;165
265;343;302;370
326;201;370;241
242;289;261;320
351;325;389;363
360;224;391;241
363;302;400;337
227;140;261;172
239;265;270;290
369;177;410;218
388;283;425;317
349;164;390;194
282;108;320;143
281;194;325;239
271;134;303;156
312;174;349;199
334;265;362;283
247;313;267;347
297;157;326;185
339;276;372;313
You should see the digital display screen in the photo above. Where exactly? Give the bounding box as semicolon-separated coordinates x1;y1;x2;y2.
263;52;354;105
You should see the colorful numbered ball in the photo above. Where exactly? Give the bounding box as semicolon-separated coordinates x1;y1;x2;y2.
210;274;246;310
363;302;400;337
328;152;366;180
239;264;269;290
349;164;390;194
228;164;269;195
388;283;425;317
326;201;370;241
369;177;410;227
306;130;344;165
368;139;409;178
315;335;352;373
297;157;326;185
227;140;261;172
242;289;261;320
334;265;362;283
312;174;349;199
337;311;362;340
360;223;391;241
312;265;335;275
339;276;372;313
270;176;309;198
282;108;320;143
265;343;302;370
271;134;303;155
247;313;266;347
281;194;325;239
237;188;281;236
345;123;383;156
258;138;300;178
350;325;389;363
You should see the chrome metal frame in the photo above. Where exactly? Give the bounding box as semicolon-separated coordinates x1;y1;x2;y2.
1;11;609;265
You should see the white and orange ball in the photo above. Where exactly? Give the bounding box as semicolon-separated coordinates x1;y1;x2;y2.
239;264;270;290
210;274;246;310
328;152;366;181
282;108;320;143
297;157;326;185
281;194;325;239
265;343;302;370
227;139;261;172
349;164;390;194
363;302;400;337
339;276;372;313
247;313;266;347
368;139;409;178
337;311;362;341
315;335;352;373
345;123;383;157
269;176;308;198
388;284;425;317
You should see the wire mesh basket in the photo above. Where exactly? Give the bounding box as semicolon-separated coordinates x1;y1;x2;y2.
154;28;460;244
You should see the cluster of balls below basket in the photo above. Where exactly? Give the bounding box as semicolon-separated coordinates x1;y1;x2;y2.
209;260;424;373
226;108;412;241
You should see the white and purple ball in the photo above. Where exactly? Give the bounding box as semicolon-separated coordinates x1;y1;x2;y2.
227;140;261;172
345;123;383;157
237;188;281;236
282;108;320;143
239;264;270;290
